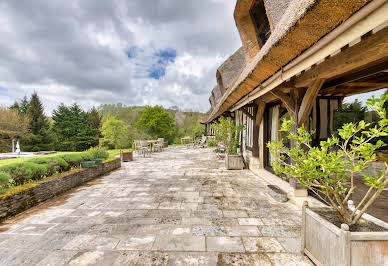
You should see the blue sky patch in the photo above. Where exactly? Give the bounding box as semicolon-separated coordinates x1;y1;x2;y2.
125;46;143;59
148;48;176;80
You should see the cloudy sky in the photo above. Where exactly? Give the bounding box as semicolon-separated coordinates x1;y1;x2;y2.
0;0;241;115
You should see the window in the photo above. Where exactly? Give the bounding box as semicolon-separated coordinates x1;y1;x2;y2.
250;0;271;47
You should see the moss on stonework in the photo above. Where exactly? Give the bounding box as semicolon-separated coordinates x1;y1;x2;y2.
0;159;118;198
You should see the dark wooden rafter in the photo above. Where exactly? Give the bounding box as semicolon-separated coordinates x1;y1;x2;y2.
241;107;255;120
321;61;388;90
319;85;386;97
298;79;325;126
223;111;234;118
270;90;296;115
319;70;388;96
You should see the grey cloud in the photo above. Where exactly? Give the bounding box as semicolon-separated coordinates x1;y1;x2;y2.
0;0;241;113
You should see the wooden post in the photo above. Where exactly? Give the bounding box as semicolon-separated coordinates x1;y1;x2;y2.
341;223;351;266
301;201;308;254
291;87;309;196
253;100;265;158
298;79;325;127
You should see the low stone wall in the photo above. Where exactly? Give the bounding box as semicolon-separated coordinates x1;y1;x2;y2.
0;157;121;221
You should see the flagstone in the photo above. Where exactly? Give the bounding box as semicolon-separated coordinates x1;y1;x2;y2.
0;147;309;264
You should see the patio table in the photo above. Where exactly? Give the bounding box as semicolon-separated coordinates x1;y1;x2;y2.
181;136;193;145
146;140;158;152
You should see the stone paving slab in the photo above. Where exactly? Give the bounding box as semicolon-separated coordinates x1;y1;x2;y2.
0;146;313;265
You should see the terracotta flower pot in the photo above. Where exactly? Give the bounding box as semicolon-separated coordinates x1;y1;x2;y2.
121;151;133;162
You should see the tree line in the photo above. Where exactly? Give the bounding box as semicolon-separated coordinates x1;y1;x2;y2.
0;92;204;153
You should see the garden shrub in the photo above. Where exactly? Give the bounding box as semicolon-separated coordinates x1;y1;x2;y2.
62;154;83;168
207;140;216;147
27;156;69;173
211;116;244;154
87;147;109;160
80;152;92;161
0;172;10;193
0;162;47;185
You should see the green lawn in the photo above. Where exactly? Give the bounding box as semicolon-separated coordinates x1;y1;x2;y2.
0;150;121;167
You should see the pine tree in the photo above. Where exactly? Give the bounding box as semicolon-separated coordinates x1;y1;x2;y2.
88;107;102;147
23;92;53;151
9;96;29;115
9;101;20;112
20;96;29;114
52;103;94;151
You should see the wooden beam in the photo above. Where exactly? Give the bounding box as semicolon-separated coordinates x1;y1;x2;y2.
320;84;387;97
344;82;388;88
321;61;388;90
241;107;254;120
295;27;388;88
255;99;266;127
298;79;325;126
270;90;295;115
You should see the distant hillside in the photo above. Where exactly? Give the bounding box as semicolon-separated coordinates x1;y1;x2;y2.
97;104;204;143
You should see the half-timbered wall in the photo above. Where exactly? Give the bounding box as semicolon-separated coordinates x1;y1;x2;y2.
235;106;255;150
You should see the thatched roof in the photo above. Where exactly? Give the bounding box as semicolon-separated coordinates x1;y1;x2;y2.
264;0;294;30
216;47;246;94
203;0;371;123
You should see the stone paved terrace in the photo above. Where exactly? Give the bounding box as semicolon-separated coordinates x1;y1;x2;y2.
0;146;313;265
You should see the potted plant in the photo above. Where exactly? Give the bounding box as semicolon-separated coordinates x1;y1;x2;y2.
267;95;388;265
121;149;133;162
81;160;95;168
211;116;244;170
87;147;109;165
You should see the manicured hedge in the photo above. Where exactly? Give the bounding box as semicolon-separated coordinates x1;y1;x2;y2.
0;162;47;186
0;147;109;191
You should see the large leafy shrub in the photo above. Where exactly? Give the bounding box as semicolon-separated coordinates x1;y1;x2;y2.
100;117;130;149
135;106;176;143
267;95;388;226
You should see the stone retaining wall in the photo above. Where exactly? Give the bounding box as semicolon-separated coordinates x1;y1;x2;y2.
0;158;121;221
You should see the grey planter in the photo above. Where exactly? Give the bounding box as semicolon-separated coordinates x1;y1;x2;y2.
302;202;388;266
225;154;244;170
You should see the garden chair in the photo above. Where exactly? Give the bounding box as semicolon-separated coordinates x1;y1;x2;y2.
140;141;151;157
134;140;142;155
194;135;207;148
186;138;196;148
154;138;164;152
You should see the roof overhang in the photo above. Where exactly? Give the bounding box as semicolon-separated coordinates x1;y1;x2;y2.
204;0;377;123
